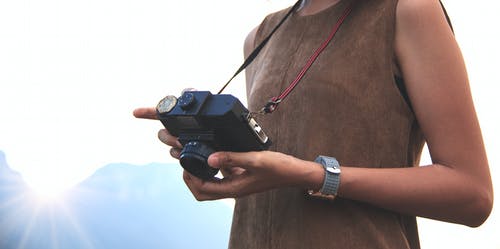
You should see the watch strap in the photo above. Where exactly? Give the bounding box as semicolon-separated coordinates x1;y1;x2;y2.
308;156;341;201
316;156;341;195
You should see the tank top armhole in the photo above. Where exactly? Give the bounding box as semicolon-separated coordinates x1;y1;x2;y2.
391;0;453;114
392;55;413;113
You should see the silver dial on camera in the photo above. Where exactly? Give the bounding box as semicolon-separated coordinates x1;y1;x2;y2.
157;95;178;114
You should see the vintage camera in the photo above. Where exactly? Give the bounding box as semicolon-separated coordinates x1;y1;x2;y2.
156;91;272;180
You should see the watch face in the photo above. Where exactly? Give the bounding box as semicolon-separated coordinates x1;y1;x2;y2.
326;167;341;174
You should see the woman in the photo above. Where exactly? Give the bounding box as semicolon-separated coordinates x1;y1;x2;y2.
134;0;493;248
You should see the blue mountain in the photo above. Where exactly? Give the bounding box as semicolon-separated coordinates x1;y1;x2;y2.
0;151;233;249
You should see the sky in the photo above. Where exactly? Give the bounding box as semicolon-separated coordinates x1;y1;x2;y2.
0;0;499;248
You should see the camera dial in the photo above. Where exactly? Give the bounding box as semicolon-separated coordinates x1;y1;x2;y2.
178;92;197;110
179;141;219;179
157;95;177;114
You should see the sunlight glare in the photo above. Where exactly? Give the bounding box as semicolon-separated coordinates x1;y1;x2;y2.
27;178;71;202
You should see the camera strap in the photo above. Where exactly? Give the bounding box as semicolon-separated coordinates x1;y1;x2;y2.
262;3;353;114
218;0;354;115
218;0;452;116
218;0;303;95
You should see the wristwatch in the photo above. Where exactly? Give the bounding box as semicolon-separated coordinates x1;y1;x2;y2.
308;156;341;200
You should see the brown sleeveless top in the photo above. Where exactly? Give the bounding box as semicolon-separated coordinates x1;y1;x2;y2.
229;0;425;248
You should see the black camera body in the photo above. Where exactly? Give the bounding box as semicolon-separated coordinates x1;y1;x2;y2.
156;91;271;179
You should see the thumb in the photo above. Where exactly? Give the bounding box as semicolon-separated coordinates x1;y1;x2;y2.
208;152;259;169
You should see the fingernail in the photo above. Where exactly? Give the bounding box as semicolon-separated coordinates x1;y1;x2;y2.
170;148;180;158
208;154;219;167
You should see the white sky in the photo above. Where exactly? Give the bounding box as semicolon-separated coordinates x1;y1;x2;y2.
0;0;498;248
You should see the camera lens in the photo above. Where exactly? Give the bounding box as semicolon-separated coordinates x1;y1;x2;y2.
179;141;218;180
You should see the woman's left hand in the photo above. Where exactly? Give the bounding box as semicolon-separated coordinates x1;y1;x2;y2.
182;151;323;201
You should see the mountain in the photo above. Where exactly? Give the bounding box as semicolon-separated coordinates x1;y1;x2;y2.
0;151;28;199
0;151;233;249
0;151;24;185
0;151;6;168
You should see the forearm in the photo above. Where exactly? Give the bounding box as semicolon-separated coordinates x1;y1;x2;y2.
302;161;492;227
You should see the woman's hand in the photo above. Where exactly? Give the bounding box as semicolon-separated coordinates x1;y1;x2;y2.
133;106;323;200
183;151;323;201
133;107;183;159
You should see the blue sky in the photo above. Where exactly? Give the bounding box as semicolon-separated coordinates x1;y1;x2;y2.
0;0;498;248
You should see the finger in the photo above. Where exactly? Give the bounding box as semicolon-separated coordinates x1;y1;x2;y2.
170;147;181;159
207;151;263;170
133;107;158;120
182;171;222;201
182;171;202;200
183;170;246;201
220;166;245;177
158;129;182;148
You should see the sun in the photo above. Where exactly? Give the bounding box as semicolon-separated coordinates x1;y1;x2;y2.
26;178;71;202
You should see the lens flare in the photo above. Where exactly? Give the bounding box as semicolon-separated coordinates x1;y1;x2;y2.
26;178;71;202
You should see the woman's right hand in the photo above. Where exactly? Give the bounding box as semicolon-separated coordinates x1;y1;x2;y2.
133;107;183;159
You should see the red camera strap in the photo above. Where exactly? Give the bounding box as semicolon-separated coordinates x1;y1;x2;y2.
218;0;354;115
262;3;353;114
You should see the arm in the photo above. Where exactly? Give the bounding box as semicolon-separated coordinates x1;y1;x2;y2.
317;0;493;227
181;0;492;227
343;0;494;227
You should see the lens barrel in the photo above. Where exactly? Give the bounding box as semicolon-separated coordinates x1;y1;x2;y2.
179;141;218;180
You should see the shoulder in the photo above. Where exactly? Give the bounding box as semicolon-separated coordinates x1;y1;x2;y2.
243;6;292;58
244;26;260;58
394;0;455;60
395;0;451;31
397;0;441;14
